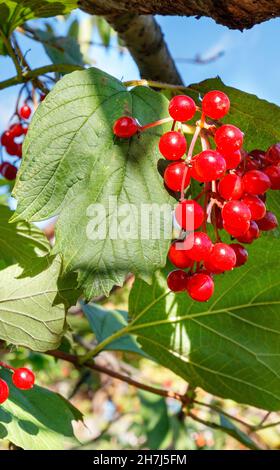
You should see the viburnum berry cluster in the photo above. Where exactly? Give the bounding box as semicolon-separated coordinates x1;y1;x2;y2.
0;361;35;405
113;91;279;302
0;99;36;181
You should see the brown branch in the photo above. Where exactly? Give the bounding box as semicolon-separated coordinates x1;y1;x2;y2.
79;0;280;30
104;14;183;85
47;349;191;404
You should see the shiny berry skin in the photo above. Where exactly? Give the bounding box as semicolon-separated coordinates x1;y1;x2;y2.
202;90;230;120
22;126;28;135
1;130;12;147
175;199;205;231
184;232;213;261
167;270;188;292
9;123;23;138
168;95;196;122
263;165;280;190
12;368;35;390
229;243;248;267
264;143;280;166
0;162;17;180
257;211;278;231
218;174;243;200
242;170;271;195
222;149;242;170
168;241;193;269
192;150;226;182
159;131;187;160
215;124;244;153
223;219;250;238
203;257;224;274
236;220;259;244
242;195;266;221
186;273;214;302
206;243;236;272
113;116;138;138
164;161;190;192
0;379;9;404
222;200;251;230
6;140;19;156
19;104;32;120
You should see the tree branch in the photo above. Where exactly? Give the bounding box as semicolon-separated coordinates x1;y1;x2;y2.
0;64;84;90
79;0;280;30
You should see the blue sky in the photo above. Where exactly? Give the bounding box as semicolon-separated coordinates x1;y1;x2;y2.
0;11;280;133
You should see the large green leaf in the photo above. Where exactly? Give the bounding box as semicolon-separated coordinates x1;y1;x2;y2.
187;77;280;151
127;237;280;411
0;1;77;35
80;302;149;357
12;67;173;299
0;368;82;450
0;256;78;351
33;29;85;67
0;204;49;268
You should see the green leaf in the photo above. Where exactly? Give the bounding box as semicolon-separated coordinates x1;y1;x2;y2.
0;368;82;450
187;77;280;151
218;414;260;450
0;1;78;36
33;29;85;67
80;302;149;357
126;237;280;411
0;256;78;351
95;17;113;48
12;67;173;299
138;390;170;449
0;204;49;268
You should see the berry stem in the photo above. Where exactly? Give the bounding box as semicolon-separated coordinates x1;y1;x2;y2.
139;117;173;132
180;124;201;200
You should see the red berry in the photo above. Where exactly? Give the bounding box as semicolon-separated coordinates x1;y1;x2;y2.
175;199;204;231
167;270;188;292
222;149;242;170
12;367;35;390
164;161;190;192
202;90;230;120
22;126;28;135
19;104;32;120
264;143;280;166
0;378;9;404
257;211;278;231
184;232;213;261
203;257;224;274
263;165;280;190
40;94;46;102
236;220;259;244
229;243;248;267
168;95;196;122
113;116;138;138
206;243;236;272
168;241;193;269
248;149;266;169
242;170;271;195
242;195;266;221
218;174;243;200
159;131;187;160
223;220;250;238
215;124;243;153
192;150;226;182
1;130;13;147
186;273;214;302
222;200;251;230
9;123;23;138
190;156;205;182
0;162;17;180
5;140;19;156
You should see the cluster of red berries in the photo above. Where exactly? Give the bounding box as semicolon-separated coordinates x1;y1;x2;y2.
114;90;279;302
0;362;35;404
0;103;32;181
